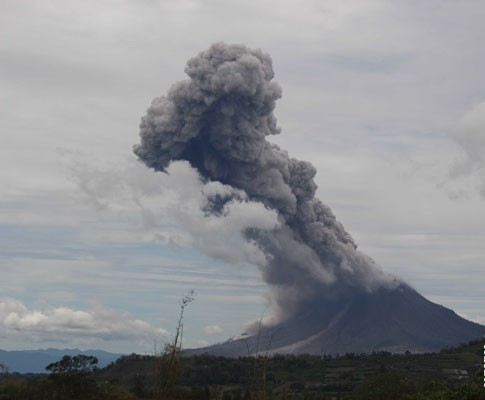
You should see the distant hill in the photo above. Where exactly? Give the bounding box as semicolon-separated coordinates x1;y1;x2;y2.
186;284;484;357
0;348;124;374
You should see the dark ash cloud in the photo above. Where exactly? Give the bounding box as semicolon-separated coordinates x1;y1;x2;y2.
134;43;396;322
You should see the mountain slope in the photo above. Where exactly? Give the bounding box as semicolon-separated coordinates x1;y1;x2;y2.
0;348;123;374
187;284;484;357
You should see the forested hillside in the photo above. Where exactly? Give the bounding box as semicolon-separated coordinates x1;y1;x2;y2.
0;339;483;399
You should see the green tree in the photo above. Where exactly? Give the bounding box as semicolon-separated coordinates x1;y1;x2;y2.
46;354;98;376
46;354;99;399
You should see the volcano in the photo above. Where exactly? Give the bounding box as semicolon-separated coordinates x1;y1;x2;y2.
188;284;483;356
134;43;484;357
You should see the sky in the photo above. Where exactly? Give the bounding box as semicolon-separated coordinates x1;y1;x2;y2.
1;0;484;354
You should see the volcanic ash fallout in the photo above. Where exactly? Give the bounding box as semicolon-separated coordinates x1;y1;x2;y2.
134;42;398;324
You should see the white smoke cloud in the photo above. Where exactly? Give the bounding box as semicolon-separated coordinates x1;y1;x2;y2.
0;298;167;346
449;101;485;198
203;324;223;335
66;153;280;269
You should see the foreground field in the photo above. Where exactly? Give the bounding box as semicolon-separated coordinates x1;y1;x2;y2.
0;339;483;399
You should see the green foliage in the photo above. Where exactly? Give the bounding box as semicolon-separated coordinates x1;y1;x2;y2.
351;367;485;400
351;370;416;400
45;354;98;376
0;377;52;400
0;338;482;399
95;379;134;399
45;354;99;399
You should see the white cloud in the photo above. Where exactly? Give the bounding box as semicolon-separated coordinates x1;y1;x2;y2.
449;101;485;198
67;155;280;269
0;298;167;346
203;325;223;335
184;338;210;349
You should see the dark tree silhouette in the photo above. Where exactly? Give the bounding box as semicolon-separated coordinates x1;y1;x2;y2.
46;354;98;399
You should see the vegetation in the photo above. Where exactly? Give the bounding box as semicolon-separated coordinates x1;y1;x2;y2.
0;339;482;399
153;289;195;399
44;354;99;399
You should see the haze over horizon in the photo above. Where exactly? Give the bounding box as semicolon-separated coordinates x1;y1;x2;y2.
1;1;484;354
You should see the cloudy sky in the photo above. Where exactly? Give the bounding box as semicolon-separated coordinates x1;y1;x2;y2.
1;0;484;354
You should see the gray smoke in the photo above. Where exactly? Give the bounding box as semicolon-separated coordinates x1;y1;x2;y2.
134;43;396;321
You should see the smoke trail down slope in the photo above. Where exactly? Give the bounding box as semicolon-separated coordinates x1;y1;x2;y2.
134;43;397;322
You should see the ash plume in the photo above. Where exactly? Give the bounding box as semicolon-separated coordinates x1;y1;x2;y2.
134;43;397;322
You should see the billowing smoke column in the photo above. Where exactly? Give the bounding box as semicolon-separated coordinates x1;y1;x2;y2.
134;43;396;320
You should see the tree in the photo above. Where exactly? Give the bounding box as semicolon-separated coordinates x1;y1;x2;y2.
46;354;99;399
0;363;7;374
46;354;98;376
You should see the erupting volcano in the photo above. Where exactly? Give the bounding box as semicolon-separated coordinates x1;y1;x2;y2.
134;43;483;355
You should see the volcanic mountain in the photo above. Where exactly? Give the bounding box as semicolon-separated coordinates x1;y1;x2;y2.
134;43;483;358
187;284;483;357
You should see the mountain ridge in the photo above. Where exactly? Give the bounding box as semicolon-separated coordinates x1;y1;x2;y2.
0;348;123;374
